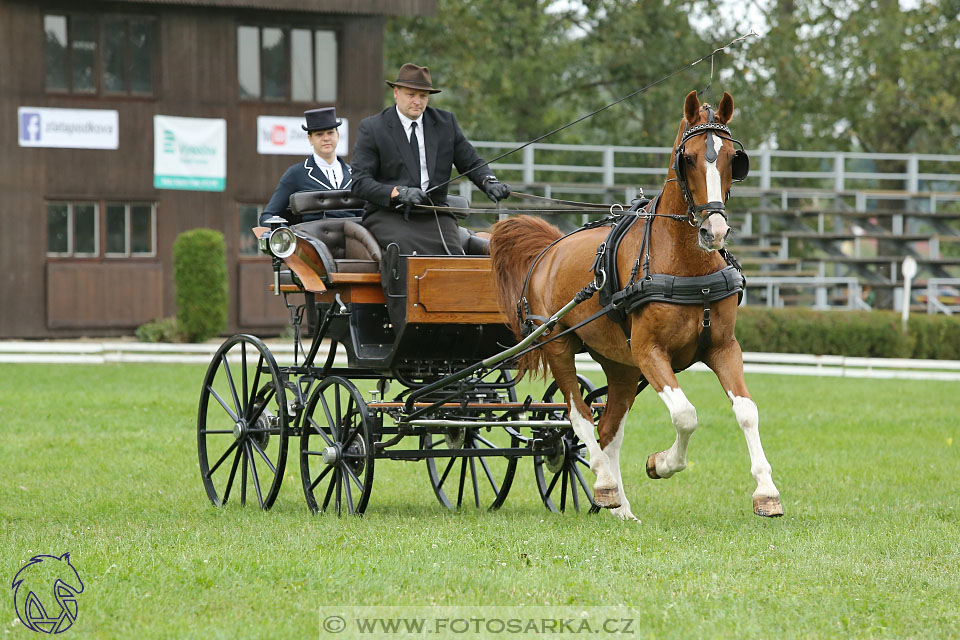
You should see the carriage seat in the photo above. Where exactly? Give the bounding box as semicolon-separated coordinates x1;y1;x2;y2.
289;189;366;218
291;218;381;273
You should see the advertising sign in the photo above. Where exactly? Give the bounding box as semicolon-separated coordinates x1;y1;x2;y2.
153;115;227;191
18;107;118;150
256;116;348;156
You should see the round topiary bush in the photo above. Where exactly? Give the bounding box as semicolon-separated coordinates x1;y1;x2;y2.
173;229;227;342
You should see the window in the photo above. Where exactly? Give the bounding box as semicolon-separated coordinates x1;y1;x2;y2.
47;202;99;257
238;25;337;102
238;205;263;256
44;13;156;95
105;203;155;256
47;201;155;258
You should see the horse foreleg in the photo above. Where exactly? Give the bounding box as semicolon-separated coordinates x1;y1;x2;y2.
638;354;699;480
707;343;783;517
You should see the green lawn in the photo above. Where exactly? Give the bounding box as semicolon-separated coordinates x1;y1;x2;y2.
1;363;958;639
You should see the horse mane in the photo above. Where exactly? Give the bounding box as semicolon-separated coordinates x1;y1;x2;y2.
489;215;563;379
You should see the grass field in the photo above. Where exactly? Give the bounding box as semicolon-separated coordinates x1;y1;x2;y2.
2;363;958;639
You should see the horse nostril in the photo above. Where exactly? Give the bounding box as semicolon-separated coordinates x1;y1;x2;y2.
699;227;712;242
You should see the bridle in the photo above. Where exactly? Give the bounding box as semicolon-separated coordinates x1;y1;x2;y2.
670;107;750;227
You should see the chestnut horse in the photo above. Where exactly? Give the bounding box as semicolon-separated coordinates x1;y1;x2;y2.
490;91;782;521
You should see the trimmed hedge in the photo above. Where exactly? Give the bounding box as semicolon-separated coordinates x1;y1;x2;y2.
173;229;227;342
735;307;960;360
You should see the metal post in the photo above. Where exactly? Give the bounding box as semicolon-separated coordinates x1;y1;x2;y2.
760;149;771;190
602;147;615;187
834;154;844;192
523;146;535;185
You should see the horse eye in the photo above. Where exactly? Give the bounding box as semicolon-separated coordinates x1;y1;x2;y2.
684;155;695;166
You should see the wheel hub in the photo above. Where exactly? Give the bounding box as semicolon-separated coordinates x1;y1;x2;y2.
545;435;567;474
321;446;340;464
443;427;466;449
233;421;246;440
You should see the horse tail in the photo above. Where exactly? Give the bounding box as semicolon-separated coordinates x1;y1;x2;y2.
489;215;563;379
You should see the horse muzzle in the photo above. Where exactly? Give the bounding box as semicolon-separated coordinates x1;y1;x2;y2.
698;210;730;251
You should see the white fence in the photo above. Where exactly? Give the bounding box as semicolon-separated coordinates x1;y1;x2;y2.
2;341;959;381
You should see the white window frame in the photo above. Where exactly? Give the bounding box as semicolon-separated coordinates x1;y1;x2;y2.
104;202;157;258
46;201;99;257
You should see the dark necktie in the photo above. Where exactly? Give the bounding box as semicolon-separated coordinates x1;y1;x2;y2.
409;121;421;184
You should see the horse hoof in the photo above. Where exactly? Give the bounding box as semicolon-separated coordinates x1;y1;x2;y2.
753;496;784;518
646;453;661;479
593;487;621;509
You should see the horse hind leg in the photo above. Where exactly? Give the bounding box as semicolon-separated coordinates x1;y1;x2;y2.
594;357;643;521
546;344;620;508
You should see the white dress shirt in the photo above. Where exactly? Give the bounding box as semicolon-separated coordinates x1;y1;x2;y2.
396;107;430;191
313;153;343;189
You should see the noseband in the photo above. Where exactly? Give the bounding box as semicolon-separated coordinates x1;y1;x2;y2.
672;112;750;226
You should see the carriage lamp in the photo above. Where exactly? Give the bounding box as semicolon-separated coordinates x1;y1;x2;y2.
267;227;297;259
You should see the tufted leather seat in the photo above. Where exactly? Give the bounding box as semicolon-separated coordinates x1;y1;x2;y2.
292;218;380;273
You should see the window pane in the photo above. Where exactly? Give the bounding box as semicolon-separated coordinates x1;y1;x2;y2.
238;205;261;256
71;16;98;93
74;203;96;254
130;205;153;254
261;27;286;99
314;30;337;102
44;15;69;91
102;18;127;93
129;20;153;93
290;29;313;102
47;204;69;254
106;204;126;253
237;26;260;98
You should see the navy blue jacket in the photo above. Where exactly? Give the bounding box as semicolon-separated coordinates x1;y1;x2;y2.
261;156;359;224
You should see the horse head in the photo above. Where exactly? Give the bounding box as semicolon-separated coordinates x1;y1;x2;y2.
669;90;749;252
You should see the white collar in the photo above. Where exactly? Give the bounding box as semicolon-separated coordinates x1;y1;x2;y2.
395;106;423;133
313;154;338;169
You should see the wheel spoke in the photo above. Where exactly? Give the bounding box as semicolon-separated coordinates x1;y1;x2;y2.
478;455;501;496
200;429;234;435
246;442;265;508
473;433;497;449
250;439;277;475
205;440;239;478
208;386;239;423
437;456;457;490
426;437;444;449
248;387;276;425
569;467;580;511
309;462;335;492
319;394;336;439
456;457;468;508
335;468;343;515
560;466;568;512
343;465;355;514
221;447;243;506
543;466;562;501
334;389;343;441
241;343;248;419
572;464;594;503
240;448;248;506
469;456;480;508
221;354;243;421
322;469;338;510
343;462;365;492
246;355;264;419
307;417;335;447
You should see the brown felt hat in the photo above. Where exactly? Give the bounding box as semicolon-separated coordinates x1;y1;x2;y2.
386;63;441;94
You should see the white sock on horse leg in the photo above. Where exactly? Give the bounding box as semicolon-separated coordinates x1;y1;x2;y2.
657;386;698;476
567;396;615;489
727;391;779;499
604;413;638;521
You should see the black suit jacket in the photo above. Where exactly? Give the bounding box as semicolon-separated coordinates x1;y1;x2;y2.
261;156;355;224
350;106;491;215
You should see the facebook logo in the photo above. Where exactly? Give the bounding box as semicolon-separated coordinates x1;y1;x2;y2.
20;111;41;142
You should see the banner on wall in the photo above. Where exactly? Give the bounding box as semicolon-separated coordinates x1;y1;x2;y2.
153;115;226;191
18;106;119;149
256;116;348;156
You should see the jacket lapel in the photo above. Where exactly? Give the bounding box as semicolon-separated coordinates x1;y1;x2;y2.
386;108;421;186
338;158;352;189
304;157;333;189
423;108;438;188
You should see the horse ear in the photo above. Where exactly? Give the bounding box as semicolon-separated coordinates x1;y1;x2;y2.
684;90;700;124
717;91;734;124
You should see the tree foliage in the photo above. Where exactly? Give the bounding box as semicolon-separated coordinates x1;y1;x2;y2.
386;0;960;155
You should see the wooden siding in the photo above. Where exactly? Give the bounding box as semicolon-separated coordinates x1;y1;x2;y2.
0;0;390;337
108;0;436;16
47;263;164;329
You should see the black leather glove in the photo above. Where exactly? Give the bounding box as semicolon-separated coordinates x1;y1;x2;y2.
395;185;427;206
482;176;511;202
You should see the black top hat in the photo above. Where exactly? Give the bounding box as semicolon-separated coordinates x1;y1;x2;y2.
302;107;342;132
386;63;441;94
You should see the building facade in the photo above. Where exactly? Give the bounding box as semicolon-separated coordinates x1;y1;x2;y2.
0;0;434;338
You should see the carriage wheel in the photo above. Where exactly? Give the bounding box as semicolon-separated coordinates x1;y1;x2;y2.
198;335;289;509
300;376;375;516
532;376;603;514
421;428;521;510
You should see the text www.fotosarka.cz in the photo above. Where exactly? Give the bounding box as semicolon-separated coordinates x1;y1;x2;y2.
319;606;637;637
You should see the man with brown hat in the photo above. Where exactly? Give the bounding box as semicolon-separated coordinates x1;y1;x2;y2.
351;63;510;255
261;107;359;224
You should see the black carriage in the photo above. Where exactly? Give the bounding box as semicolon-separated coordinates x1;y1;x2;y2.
197;190;604;515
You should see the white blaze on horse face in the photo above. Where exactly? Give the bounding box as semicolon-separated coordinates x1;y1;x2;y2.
707;213;729;247
705;135;724;203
